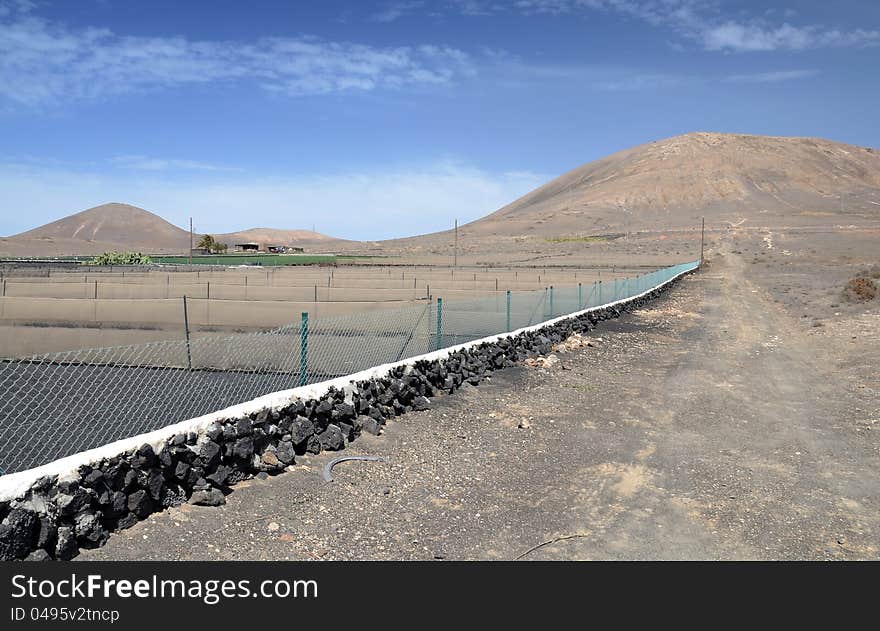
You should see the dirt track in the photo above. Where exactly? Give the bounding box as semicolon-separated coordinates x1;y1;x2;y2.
84;241;880;560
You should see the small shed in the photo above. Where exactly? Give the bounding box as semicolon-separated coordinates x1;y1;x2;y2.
234;243;260;252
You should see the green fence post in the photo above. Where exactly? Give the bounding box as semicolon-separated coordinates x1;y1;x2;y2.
299;311;308;386
577;282;582;309
435;298;443;351
182;295;192;371
506;290;511;332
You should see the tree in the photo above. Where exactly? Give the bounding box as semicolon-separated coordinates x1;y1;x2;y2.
197;234;217;251
196;235;228;254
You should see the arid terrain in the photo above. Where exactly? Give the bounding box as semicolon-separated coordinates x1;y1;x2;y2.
84;227;880;560
3;130;879;559
339;132;880;265
3;133;878;265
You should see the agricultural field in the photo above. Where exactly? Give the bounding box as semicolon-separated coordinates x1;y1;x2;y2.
0;262;647;358
0;254;372;266
151;254;371;266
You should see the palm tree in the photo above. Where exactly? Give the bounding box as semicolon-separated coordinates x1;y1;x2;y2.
197;234;217;251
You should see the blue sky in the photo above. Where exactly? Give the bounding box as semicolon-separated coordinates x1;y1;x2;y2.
1;0;878;239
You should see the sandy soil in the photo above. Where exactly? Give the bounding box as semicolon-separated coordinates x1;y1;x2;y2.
83;233;880;560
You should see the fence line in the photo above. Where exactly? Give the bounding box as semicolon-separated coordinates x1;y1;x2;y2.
0;260;698;475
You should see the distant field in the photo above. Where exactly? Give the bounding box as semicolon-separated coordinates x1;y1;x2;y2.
0;254;375;266
152;254;383;265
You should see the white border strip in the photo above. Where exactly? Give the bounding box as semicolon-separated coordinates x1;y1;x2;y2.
0;262;698;501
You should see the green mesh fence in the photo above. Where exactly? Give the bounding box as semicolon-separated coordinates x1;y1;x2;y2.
0;260;698;474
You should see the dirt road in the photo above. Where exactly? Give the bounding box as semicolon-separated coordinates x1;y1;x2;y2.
84;244;879;560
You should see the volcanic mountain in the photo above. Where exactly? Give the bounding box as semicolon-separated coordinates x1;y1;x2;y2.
459;132;880;238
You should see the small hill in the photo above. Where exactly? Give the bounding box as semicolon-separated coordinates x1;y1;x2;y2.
215;227;340;246
6;203;191;254
1;204;341;256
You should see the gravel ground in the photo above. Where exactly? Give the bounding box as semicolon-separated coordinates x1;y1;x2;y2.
84;240;880;560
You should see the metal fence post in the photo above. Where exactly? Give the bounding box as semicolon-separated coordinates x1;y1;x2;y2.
578;282;582;309
300;312;308;386
182;295;192;371
549;285;554;317
506;290;511;332
598;280;602;305
435;298;443;350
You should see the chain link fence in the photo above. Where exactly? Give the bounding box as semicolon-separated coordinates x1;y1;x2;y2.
0;260;698;475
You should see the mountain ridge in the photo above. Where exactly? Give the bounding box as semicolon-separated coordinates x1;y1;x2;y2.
2;203;339;255
3;132;878;257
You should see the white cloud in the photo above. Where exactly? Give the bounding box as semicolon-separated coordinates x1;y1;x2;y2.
372;1;427;23
725;68;818;83
595;72;689;91
0;160;548;240
404;1;880;53
0;0;34;17
485;53;693;91
110;156;241;172
703;21;879;52
0;3;474;105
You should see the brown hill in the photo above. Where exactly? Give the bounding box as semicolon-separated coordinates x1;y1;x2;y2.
4;203;191;255
1;203;340;256
463;132;880;237
15;203;191;247
215;228;341;247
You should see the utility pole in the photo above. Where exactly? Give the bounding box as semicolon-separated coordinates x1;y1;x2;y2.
454;219;458;269
189;217;193;265
700;217;705;264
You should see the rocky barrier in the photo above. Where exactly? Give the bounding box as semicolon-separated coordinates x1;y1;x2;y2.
0;272;692;560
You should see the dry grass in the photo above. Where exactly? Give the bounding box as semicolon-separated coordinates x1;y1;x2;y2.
842;276;878;302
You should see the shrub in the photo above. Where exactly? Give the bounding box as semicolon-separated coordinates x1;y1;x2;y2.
85;251;153;266
842;276;878;302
